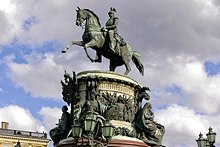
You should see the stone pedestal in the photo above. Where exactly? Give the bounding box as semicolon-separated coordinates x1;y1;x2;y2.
76;70;141;105
74;70;141;123
58;136;150;147
55;70;164;147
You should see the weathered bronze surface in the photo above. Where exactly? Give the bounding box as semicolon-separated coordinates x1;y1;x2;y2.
50;106;72;145
135;102;165;145
50;71;165;146
51;7;165;147
62;7;144;76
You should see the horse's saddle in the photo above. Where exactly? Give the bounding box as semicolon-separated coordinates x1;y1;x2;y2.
103;31;127;55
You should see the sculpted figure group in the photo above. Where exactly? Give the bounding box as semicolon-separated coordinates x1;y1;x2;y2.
50;71;165;146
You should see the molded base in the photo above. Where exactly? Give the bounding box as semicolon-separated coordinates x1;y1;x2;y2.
57;137;150;147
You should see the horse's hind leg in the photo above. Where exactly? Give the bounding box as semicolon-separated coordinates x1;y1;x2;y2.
109;60;116;72
124;61;131;75
122;53;131;75
110;59;130;75
120;45;132;75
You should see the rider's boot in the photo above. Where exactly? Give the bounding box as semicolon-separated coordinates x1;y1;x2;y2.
109;42;116;54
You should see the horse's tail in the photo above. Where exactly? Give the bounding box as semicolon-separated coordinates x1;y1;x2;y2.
132;51;144;75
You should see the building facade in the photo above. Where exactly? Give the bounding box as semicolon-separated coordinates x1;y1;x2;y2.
0;122;50;147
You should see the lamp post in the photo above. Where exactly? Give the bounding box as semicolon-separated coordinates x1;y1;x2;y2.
196;127;216;147
196;133;207;147
84;111;97;146
206;127;216;147
72;123;82;141
102;122;114;141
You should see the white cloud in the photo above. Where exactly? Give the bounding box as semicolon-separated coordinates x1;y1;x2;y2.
6;53;64;99
172;59;220;114
138;56;220;115
0;105;46;132
5;50;103;100
0;11;15;44
0;0;79;46
154;104;220;147
195;0;219;17
0;1;13;12
38;106;62;131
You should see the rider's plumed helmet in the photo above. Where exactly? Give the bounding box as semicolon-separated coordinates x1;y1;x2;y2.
108;7;116;14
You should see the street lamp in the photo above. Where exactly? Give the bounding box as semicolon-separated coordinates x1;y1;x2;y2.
84;111;97;133
102;122;114;141
72;124;82;140
196;127;217;147
84;111;97;146
206;127;216;147
196;133;207;147
72;111;112;147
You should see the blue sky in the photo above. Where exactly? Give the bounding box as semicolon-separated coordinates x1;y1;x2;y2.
0;0;220;147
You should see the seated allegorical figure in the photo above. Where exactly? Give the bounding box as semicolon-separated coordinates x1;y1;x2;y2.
49;106;72;145
135;102;165;146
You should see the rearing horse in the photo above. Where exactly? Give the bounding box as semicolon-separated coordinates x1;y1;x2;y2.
62;7;144;75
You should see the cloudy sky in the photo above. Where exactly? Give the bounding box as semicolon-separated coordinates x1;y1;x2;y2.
0;0;220;146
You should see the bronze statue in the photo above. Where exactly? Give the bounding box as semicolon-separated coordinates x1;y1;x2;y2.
61;71;79;105
102;7;119;54
135;102;165;146
62;7;144;75
49;106;72;145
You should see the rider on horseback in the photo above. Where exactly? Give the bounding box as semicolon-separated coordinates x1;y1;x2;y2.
62;7;144;75
102;7;126;55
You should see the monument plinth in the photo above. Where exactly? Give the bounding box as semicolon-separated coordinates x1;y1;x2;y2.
58;137;150;147
75;70;140;122
50;70;164;147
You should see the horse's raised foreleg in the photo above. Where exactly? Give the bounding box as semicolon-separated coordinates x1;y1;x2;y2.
84;39;99;62
62;40;84;53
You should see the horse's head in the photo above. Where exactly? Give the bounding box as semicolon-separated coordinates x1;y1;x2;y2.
76;7;87;26
75;7;101;28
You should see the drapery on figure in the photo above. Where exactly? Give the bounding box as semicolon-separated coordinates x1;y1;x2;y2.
81;90;106;117
135;102;165;146
49;106;72;145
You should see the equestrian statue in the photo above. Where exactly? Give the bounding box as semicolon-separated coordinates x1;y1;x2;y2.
62;7;144;75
